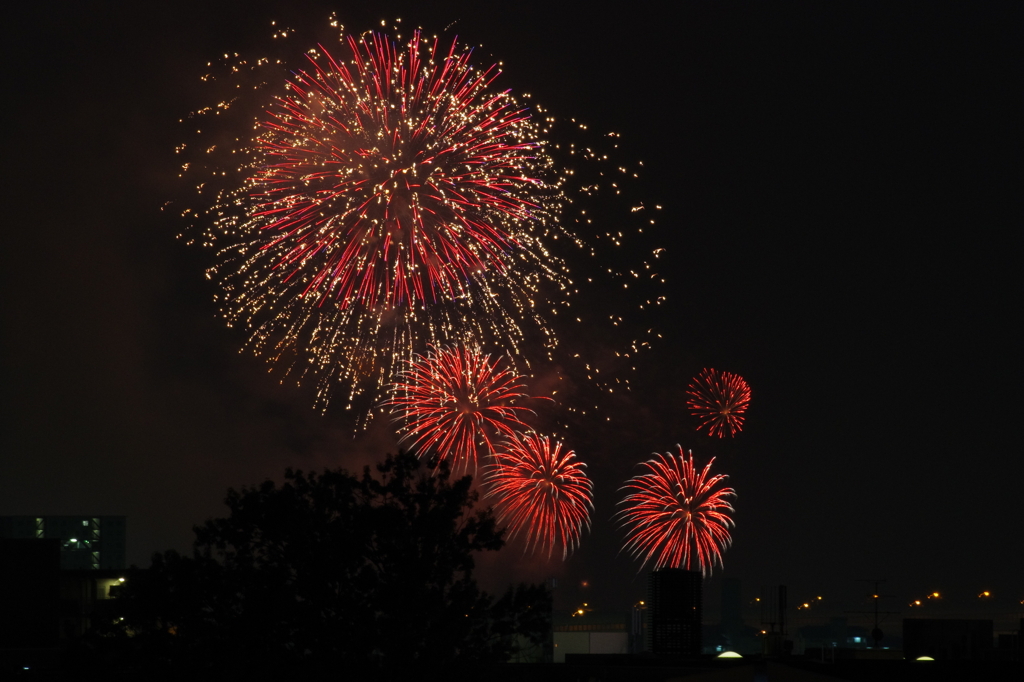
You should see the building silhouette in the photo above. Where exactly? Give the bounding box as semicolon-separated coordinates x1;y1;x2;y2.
904;618;994;661
0;539;60;649
0;516;125;570
648;568;702;655
1;516;128;665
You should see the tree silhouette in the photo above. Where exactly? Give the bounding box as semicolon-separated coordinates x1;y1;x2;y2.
102;452;549;675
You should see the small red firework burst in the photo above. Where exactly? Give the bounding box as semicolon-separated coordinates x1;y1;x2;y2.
686;368;752;437
617;448;735;574
486;432;593;559
388;345;536;474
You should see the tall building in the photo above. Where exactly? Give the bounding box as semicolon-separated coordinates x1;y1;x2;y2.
0;539;60;648
648;568;702;655
0;516;126;570
630;600;648;653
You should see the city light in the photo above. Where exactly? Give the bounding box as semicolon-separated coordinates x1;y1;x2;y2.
909;591;942;607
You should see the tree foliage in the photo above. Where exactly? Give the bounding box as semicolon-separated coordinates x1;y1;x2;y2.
104;452;550;675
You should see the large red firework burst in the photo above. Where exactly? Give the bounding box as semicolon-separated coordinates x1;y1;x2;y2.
388;345;536;474
685;368;752;437
202;28;567;406
255;31;549;310
485;432;593;559
616;448;735;574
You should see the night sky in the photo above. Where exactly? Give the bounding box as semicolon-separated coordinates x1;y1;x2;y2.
4;1;1021;634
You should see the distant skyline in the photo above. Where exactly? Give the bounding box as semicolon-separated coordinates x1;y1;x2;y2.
3;0;1021;633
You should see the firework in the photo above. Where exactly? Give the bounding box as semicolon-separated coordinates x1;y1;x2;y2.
617;448;735;574
388;345;536;474
685;368;751;437
202;28;568;407
485;431;593;559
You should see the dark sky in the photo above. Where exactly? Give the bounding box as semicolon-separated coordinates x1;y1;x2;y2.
4;1;1021;632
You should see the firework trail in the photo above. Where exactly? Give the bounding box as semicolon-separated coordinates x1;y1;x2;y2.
686;368;751;437
485;431;593;559
617;447;735;574
201;28;569;407
388;345;538;475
